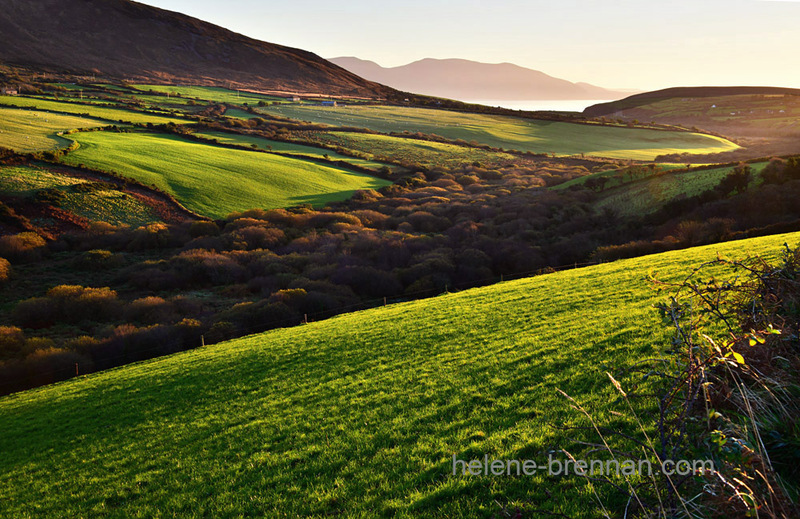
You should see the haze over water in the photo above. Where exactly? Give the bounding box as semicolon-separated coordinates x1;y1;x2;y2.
465;99;614;113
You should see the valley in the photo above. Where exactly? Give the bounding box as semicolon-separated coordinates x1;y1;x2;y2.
1;1;799;517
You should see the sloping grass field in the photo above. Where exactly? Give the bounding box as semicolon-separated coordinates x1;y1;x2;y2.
597;161;769;216
0;108;107;152
0;95;188;125
1;232;797;518
260;104;739;160
61;131;391;218
312;131;519;168
0;165;161;226
131;85;285;106
192;130;399;172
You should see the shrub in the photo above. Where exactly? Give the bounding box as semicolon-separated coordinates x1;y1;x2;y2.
13;285;121;328
12;297;57;329
24;347;94;387
73;249;125;269
172;249;246;285
0;326;25;360
189;220;220;238
0;232;47;262
0;257;10;282
20;337;56;357
127;223;172;250
126;296;174;324
229;226;285;250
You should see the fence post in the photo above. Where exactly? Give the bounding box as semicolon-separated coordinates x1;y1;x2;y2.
201;335;205;347
75;363;79;376
304;314;308;324
383;297;387;307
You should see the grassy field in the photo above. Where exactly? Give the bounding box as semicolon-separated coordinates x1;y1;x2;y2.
260;104;739;160
0;165;161;226
596;161;769;216
626;94;800;126
1;231;797;518
61;131;391;218
552;163;689;191
0;95;188;125
312;131;520;169
131;85;284;107
192;131;399;172
0;108;107;153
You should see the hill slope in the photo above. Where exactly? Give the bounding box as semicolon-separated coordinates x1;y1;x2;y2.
583;86;800;159
1;231;798;517
0;0;392;97
583;86;800;117
330;56;632;101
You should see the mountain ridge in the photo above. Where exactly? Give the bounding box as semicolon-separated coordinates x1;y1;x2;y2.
0;0;393;98
329;56;632;101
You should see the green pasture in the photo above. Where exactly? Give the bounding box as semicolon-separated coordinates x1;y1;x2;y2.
130;85;284;106
259;104;739;160
0;96;188;125
192;130;398;172
553;163;693;191
596;162;769;216
312;131;520;169
61;131;391;218
0;165;161;226
0;108;107;152
1;231;796;517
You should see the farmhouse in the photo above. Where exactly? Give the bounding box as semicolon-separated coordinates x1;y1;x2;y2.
321;101;337;107
286;96;300;102
1;87;18;95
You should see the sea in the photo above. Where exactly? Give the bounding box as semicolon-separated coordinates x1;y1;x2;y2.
460;99;614;113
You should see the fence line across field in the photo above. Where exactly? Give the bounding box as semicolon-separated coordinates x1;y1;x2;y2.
0;259;601;392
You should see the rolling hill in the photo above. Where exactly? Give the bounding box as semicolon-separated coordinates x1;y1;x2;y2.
1;231;797;517
0;0;392;97
583;86;800;117
329;57;633;101
583;86;800;158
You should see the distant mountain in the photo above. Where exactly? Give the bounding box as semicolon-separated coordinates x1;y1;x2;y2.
329;57;632;101
0;0;392;98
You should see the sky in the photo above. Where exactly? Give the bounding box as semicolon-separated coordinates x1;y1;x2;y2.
135;0;800;91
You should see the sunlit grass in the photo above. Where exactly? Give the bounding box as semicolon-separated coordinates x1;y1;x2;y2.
260;104;739;160
61;131;391;218
0;108;106;152
0;95;188;125
1;232;797;517
0;165;161;226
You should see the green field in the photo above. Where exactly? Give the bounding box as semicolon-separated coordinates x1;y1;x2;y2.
260;104;739;160
1;231;796;518
192;131;399;172
624;94;800;127
596;162;769;216
0;165;161;226
61;131;391;218
311;131;520;168
0;108;107;153
0;96;188;125
131;85;284;107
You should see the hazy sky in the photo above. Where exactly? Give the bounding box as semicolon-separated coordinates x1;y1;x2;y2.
136;0;800;91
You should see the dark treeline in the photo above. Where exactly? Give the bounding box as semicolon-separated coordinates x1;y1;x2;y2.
2;157;800;394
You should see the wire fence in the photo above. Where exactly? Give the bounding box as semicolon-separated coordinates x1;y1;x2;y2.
0;259;601;394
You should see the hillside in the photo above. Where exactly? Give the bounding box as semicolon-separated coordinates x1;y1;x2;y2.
583;86;800;117
1;232;797;517
583;86;800;159
330;57;632;101
0;0;392;97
